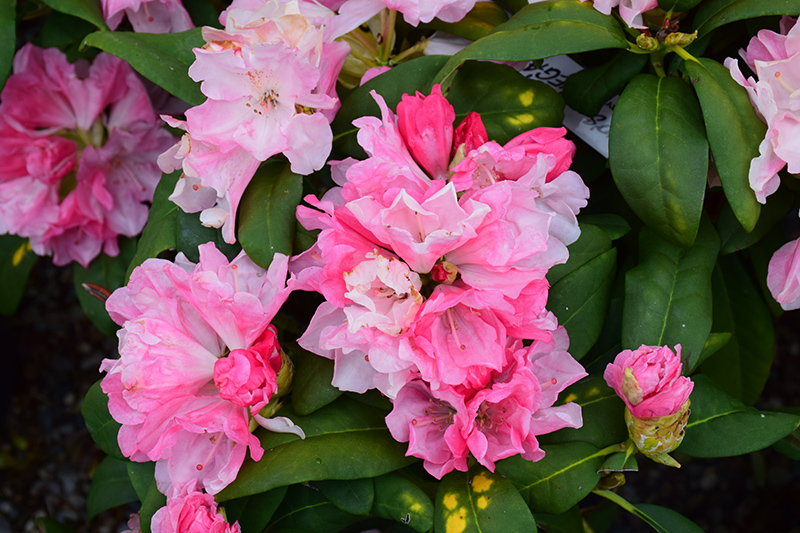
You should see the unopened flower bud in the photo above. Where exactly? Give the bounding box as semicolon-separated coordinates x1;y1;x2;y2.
636;34;662;52
664;31;698;48
624;398;690;468
431;261;458;285
275;348;294;398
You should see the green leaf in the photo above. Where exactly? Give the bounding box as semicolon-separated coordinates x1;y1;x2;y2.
771;407;800;460
496;441;606;514
73;238;136;336
579;214;631;241
697;255;774;404
447;60;565;145
289;346;343;416
622;221;720;370
36;518;77;533
0;236;36;316
267;484;363;533
434;0;628;83
82;29;204;105
598;452;637;473
540;375;628;448
87;456;138;519
127;461;156;502
175;210;241;263
680;375;800;457
690;332;732;373
222;487;288;533
237;161;303;269
127;171;180;279
332;55;449;158
547;224;612;286
40;0;107;29
435;467;537;532
82;380;124;460
685;57;764;231
609;74;708;248
563;51;647;118
717;187;793;255
372;472;434;532
659;0;703;10
217;396;415;501
0;0;14;90
316;478;374;516
694;0;800;37
138;475;167;533
595;490;703;533
422;1;509;41
550;248;616;360
533;506;584;533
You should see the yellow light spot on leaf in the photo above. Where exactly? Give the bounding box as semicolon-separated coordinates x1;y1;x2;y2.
507;113;534;127
477;496;488;509
400;492;424;513
519;90;534;107
443;493;458;510
471;472;493;493
12;241;30;267
563;393;578;403
445;508;467;533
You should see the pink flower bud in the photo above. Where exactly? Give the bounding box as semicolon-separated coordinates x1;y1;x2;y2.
453;112;488;155
396;84;455;179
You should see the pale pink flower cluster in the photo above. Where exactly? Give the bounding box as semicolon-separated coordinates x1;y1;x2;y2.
100;242;300;522
726;18;800;310
102;0;194;33
330;0;478;28
0;44;174;267
159;0;350;243
528;0;657;29
292;86;590;477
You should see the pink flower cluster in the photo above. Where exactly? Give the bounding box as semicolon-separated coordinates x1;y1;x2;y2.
726;18;800;310
292;86;590;477
100;243;299;523
0;44;174;267
159;0;350;243
102;0;194;33
330;0;478;28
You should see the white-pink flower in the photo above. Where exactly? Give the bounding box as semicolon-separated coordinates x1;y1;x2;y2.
102;0;194;33
100;242;300;497
767;233;800;310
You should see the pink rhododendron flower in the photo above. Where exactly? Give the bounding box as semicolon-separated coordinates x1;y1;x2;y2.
396;85;455;179
726;17;800;203
151;491;241;533
100;242;300;497
102;0;194;33
767;234;800;310
603;344;694;419
0;44;174;267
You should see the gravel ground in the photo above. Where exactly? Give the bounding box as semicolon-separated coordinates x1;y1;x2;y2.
1;260;799;533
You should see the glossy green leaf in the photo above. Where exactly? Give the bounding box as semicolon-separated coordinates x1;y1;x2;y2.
435;467;536;532
175;210;240;263
771;407;800;460
659;0;703;9
547;224;612;286
599;451;637;473
217;396;414;501
686;57;763;231
563;51;647;118
422;1;509;41
372;472;434;532
698;255;774;404
36;11;97;58
73;238;136;336
138;475;166;533
40;0;107;29
690;332;732;373
550;248;617;359
579;214;631;242
434;0;628;83
237;161;303;269
0;0;14;90
0;235;36;316
717;187;793;255
290;345;343;416
127;171;180;279
447;60;565;145
222;487;288;533
595;490;703;533
539;375;628;448
82;380;124;460
82;29;204;104
127;461;156;502
609;74;708;247
694;0;800;36
267;484;362;533
496;441;606;514
332;55;449;157
533;506;584;533
680;375;800;457
316;478;374;516
622;221;719;370
87;456;138;519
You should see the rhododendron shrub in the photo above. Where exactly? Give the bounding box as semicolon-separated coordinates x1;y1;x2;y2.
0;44;174;267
